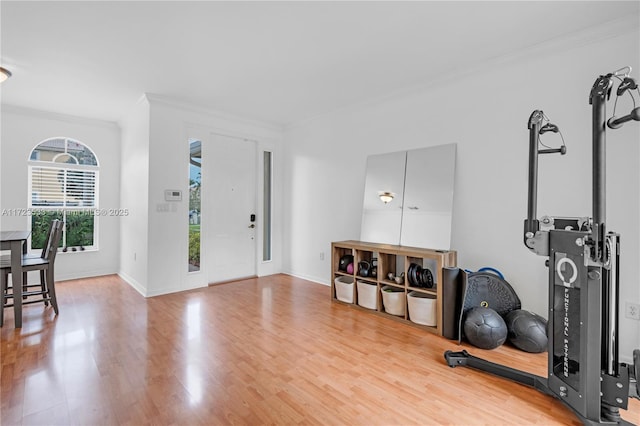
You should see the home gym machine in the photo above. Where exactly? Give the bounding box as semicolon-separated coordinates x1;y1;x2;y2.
444;67;640;425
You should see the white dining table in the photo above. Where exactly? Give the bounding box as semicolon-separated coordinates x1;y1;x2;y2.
0;230;30;328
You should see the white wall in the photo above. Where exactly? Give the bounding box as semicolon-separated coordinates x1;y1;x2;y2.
119;97;150;294
282;28;640;361
123;96;284;297
0;106;121;280
0;95;284;299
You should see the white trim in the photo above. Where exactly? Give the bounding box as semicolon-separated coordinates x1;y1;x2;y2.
145;281;207;298
287;15;640;129
283;271;329;286
145;93;284;133
1;104;119;129
54;269;118;283
117;271;147;298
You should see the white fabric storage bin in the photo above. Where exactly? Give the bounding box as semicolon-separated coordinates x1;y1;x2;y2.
381;286;405;316
407;291;437;326
334;276;355;303
357;281;377;310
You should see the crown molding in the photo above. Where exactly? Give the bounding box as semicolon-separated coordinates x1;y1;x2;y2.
143;93;284;134
287;14;640;130
1;103;120;130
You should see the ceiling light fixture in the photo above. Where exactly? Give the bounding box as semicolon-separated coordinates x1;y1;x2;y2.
378;191;395;204
0;67;12;83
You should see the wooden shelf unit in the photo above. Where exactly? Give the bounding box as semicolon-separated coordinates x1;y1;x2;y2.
331;240;457;336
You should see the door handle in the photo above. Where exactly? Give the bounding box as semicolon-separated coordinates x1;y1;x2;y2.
248;224;255;229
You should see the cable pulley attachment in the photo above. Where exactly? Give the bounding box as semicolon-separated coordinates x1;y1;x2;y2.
537;113;567;155
607;67;640;129
607;107;640;129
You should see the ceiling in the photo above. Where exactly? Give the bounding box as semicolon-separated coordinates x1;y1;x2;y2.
1;1;638;126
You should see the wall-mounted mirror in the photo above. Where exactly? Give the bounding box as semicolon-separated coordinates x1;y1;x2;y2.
360;143;456;249
360;150;406;245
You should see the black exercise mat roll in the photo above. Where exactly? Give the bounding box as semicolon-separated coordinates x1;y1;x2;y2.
442;267;466;340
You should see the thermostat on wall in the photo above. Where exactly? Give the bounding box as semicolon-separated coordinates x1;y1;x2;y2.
164;189;182;201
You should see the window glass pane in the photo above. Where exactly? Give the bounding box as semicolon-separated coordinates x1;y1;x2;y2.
31;211;64;250
31;210;95;251
65;211;94;248
263;151;272;262
30;138;98;166
189;139;202;272
67;140;98;165
30;138;65;161
53;153;78;164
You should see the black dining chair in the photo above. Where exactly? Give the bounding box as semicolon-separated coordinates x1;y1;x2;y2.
1;219;56;301
0;219;63;326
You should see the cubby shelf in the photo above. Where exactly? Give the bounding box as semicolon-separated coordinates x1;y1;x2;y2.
331;240;457;336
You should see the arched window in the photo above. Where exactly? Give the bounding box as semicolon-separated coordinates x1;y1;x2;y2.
28;137;99;251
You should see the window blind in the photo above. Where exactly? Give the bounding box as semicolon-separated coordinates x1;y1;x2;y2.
30;166;97;208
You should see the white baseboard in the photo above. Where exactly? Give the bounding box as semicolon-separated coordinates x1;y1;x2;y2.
145;281;207;297
117;271;147;297
282;270;329;286
55;268;118;282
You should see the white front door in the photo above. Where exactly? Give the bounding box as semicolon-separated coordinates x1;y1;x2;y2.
205;134;257;283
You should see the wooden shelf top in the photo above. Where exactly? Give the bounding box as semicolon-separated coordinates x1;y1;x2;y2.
332;240;456;257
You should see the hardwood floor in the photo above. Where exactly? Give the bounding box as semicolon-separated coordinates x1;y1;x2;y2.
1;274;638;425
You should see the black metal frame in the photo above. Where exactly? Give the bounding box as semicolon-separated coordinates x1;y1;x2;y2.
444;70;640;425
